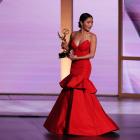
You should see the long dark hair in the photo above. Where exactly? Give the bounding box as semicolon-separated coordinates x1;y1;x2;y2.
78;13;93;28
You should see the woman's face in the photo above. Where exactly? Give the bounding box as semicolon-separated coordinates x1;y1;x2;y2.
81;17;93;31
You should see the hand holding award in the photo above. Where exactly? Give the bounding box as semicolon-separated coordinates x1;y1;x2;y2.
58;28;70;58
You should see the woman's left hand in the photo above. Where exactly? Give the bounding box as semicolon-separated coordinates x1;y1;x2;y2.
68;52;78;61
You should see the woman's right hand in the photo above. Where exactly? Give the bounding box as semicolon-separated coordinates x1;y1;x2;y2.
61;40;68;51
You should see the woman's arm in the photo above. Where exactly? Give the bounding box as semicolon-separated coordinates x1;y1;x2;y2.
76;34;97;60
65;33;73;54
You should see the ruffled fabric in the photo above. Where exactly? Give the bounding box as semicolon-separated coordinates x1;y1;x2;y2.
59;74;97;94
44;40;120;136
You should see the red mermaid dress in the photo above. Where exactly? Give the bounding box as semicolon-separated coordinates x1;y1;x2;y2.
43;39;120;136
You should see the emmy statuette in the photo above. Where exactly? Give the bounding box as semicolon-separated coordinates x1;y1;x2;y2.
58;28;70;58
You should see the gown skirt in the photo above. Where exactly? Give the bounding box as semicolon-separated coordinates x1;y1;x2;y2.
43;58;120;136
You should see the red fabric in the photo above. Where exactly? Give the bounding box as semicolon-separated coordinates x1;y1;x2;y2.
43;39;120;136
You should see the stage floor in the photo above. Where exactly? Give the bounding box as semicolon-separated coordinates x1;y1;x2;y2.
0;114;140;140
0;96;140;139
0;95;140;116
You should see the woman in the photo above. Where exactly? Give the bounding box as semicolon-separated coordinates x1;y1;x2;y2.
43;13;120;136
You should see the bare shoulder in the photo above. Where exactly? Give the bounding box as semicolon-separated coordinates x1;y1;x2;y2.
71;31;78;37
69;31;76;39
70;31;78;41
89;32;97;40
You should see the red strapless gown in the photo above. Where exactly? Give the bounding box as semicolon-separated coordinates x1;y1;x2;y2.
43;40;120;136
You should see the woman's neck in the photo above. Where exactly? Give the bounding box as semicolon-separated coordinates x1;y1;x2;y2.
79;28;89;35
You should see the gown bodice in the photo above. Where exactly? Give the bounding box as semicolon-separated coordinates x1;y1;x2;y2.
71;39;91;57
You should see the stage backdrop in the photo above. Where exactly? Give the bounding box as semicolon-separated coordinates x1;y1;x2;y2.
0;0;60;94
73;0;118;95
0;0;119;95
122;0;140;94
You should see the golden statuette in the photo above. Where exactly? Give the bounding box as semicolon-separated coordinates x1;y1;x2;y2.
57;28;70;58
